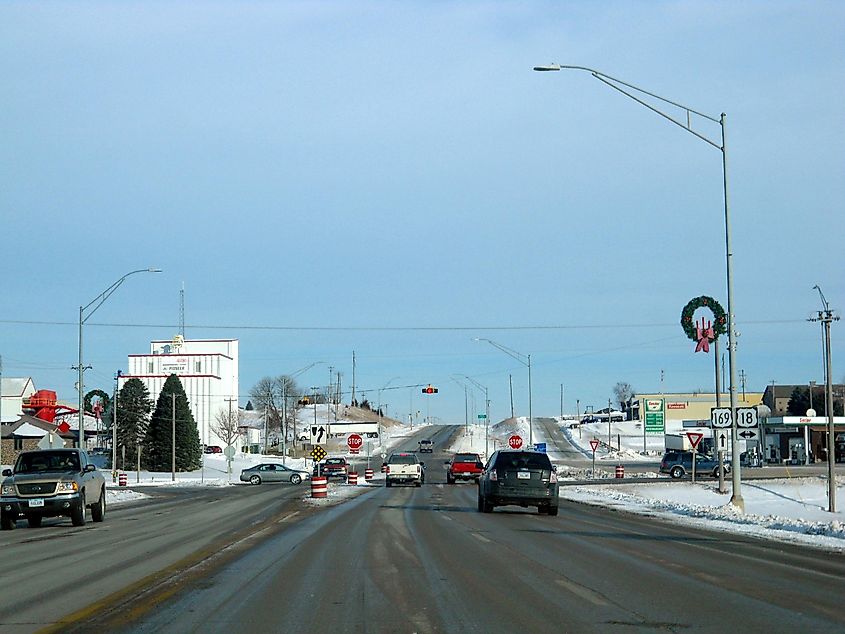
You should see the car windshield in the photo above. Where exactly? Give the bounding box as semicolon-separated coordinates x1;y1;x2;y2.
454;454;480;462
389;454;418;465
495;453;551;471
16;452;80;473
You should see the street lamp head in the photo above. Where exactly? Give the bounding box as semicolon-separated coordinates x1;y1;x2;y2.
533;64;561;72
148;268;163;273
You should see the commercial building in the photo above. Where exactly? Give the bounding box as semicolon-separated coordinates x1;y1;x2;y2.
628;391;763;423
124;337;239;448
0;377;36;422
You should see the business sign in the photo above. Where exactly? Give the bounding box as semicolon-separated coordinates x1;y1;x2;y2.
160;357;189;374
644;399;665;434
667;402;687;410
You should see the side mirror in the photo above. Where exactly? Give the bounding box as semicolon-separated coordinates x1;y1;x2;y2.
2;468;11;477
444;461;450;465
85;464;96;472
419;462;425;467
551;465;558;473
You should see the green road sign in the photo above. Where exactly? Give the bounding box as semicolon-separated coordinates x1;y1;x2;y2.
644;398;665;434
477;414;487;419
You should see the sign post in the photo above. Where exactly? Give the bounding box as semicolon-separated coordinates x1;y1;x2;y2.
686;432;704;484
589;438;600;477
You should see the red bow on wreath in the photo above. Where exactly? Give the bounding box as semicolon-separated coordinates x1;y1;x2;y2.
695;317;715;353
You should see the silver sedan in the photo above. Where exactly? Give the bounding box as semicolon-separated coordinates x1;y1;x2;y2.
240;463;310;485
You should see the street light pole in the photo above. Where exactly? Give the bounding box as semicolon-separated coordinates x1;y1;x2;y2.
474;338;533;445
533;64;743;508
77;268;161;451
462;375;490;457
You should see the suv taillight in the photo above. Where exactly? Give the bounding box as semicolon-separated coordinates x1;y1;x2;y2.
385;466;390;474
489;470;498;481
550;471;558;483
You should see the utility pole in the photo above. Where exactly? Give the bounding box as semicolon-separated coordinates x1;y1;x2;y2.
508;374;514;419
0;355;4;470
171;393;176;482
607;398;612;453
112;370;121;482
351;350;356;405
739;369;747;402
560;383;564;420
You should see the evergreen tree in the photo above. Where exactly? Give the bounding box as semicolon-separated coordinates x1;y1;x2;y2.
104;378;153;470
788;386;844;416
143;374;202;472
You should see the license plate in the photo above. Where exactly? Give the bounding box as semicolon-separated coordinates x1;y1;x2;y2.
28;498;44;508
517;472;531;480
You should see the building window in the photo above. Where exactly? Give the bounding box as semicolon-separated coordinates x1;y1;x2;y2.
14;437;23;451
195;361;202;373
148;361;154;373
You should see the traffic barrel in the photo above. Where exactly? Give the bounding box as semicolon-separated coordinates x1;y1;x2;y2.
364;468;374;481
615;465;625;479
118;472;127;487
381;462;387;473
348;472;358;485
311;476;328;498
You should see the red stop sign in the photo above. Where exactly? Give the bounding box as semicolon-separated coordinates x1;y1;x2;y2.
347;434;363;451
508;434;523;449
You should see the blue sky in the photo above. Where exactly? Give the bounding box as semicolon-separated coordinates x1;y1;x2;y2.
2;1;843;424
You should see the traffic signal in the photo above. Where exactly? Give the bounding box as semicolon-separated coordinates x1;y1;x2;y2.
421;385;438;394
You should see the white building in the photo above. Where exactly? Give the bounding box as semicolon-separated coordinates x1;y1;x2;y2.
1;377;36;422
124;337;239;448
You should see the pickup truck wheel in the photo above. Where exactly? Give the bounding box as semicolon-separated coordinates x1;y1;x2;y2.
547;506;559;517
26;514;42;528
290;474;302;485
446;474;454;484
481;497;494;513
670;466;685;479
385;479;392;488
249;475;261;485
71;494;86;527
415;480;422;487
92;488;106;522
1;513;15;530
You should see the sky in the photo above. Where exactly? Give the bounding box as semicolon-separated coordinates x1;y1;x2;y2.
2;1;843;425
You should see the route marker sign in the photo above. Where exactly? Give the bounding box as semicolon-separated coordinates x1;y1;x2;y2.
711;407;759;428
711;407;732;428
686;432;704;449
310;445;327;462
508;434;523;449
736;407;759;428
347;433;363;452
589;439;600;453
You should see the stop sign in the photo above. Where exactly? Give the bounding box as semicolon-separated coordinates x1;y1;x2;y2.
347;434;363;451
508;434;523;449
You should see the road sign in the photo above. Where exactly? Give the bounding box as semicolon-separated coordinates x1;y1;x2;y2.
224;445;236;459
736;407;759;428
715;430;730;452
310;445;327;462
347;434;363;451
589;439;600;453
310;424;327;445
508;434;523;449
533;443;546;453
37;432;65;450
737;428;760;441
380;452;387;459
711;407;732;428
686;432;704;449
56;420;71;433
477;413;487;420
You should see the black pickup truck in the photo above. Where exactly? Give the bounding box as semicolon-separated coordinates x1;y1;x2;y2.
1;448;107;529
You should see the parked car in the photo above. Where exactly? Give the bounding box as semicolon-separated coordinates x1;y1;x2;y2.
240;463;310;485
204;445;223;454
446;452;484;484
313;457;349;479
1;449;106;529
418;439;434;453
477;450;559;516
660;451;730;479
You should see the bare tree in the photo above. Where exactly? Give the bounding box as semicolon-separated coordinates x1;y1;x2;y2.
211;407;242;450
248;375;305;448
613;382;634;418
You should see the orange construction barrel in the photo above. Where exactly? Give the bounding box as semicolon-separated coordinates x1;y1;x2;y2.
615;465;625;479
311;476;328;498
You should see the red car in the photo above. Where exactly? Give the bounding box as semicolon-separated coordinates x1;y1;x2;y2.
313;457;349;479
446;452;484;484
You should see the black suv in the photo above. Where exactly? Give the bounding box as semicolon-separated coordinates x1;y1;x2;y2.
660;451;730;479
477;450;559;516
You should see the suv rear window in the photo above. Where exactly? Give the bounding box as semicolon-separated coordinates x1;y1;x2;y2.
493;452;551;470
454;454;480;462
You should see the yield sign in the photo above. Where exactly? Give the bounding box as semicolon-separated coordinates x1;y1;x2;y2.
686;432;704;450
589;439;600;453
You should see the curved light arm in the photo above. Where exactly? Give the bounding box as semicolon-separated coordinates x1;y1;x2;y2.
291;361;325;379
812;285;830;312
82;268;162;322
473;337;528;366
461;374;488;396
533;63;722;150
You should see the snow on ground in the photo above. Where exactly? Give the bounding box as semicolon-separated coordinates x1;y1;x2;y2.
560;477;845;551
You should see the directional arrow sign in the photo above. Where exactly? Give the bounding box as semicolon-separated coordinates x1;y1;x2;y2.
716;430;730;451
310;425;326;445
738;428;760;440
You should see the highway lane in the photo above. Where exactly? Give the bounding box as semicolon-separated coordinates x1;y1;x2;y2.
115;432;845;633
0;476;314;633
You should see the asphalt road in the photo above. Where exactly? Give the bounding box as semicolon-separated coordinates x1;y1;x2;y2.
91;426;844;633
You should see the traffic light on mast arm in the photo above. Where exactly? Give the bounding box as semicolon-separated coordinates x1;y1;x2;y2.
422;384;438;394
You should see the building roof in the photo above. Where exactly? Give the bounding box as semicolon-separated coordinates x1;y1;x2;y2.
1;377;35;398
2;414;76;439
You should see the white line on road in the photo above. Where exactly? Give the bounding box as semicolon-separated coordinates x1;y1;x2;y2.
471;532;491;543
555;578;608;605
278;511;300;523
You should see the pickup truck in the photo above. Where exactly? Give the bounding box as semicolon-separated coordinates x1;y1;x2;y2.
446;452;484;484
313;457;349;479
418;439;434;453
1;448;107;529
385;452;425;487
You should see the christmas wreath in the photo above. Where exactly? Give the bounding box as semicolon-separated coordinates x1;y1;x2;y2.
84;389;111;415
680;296;727;342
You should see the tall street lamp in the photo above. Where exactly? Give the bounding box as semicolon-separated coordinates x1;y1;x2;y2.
378;377;400;443
534;64;743;508
474;338;532;445
462;375;490;458
78;268;161;451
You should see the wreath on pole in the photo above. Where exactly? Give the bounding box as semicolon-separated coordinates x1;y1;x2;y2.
84;389;111;417
680;296;726;353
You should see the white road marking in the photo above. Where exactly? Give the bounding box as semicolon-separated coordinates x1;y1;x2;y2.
278;511;300;523
471;532;491;543
555;578;608;605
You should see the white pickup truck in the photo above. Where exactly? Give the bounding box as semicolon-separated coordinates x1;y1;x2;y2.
385;452;425;487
